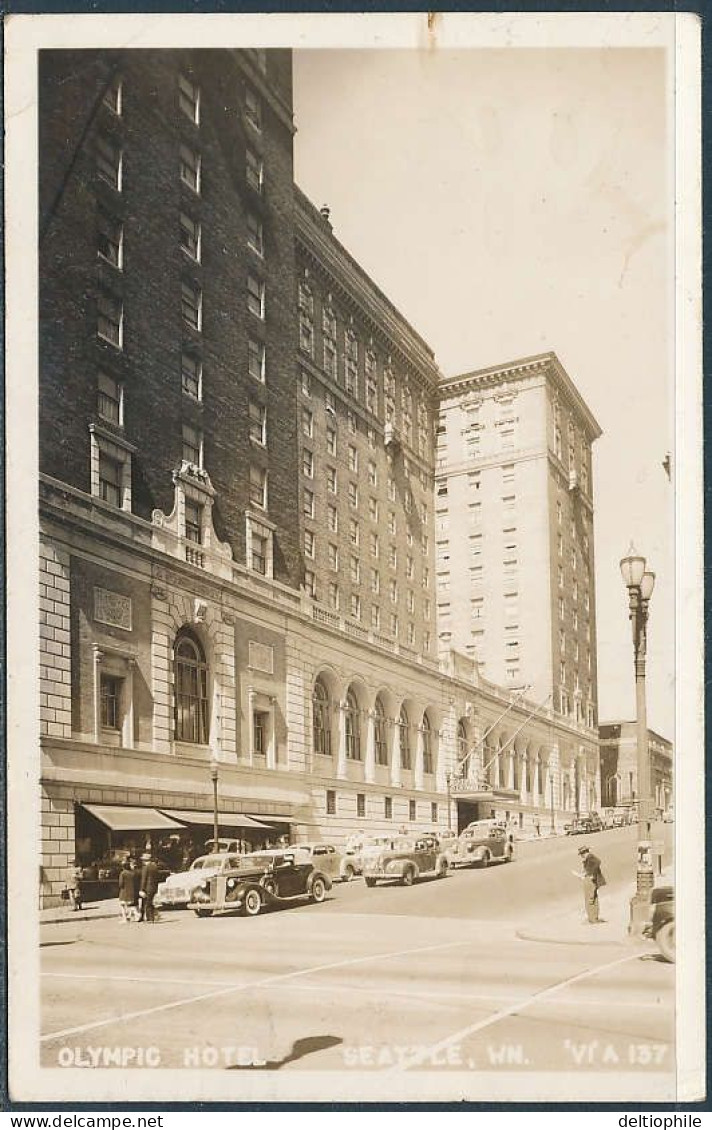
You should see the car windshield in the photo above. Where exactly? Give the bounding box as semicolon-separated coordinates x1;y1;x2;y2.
190;855;230;870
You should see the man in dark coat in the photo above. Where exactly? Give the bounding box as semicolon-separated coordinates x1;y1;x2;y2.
139;853;159;923
577;845;605;923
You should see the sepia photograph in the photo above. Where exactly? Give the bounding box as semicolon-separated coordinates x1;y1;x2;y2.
5;10;704;1107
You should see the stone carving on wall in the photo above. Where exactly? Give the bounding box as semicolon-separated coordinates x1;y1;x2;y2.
93;587;132;631
248;641;274;675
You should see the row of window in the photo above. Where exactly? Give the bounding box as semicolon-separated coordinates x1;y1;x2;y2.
313;681;435;771
324;790;439;824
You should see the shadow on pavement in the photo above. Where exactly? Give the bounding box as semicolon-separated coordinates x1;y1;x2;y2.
228;1035;343;1070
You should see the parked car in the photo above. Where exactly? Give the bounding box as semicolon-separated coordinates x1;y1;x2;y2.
448;822;514;868
361;835;449;887
291;842;358;882
564;816;601;835
187;851;332;917
154;853;244;909
643;885;675;962
342;834;398;876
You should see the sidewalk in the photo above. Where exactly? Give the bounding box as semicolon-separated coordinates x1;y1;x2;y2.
517;865;672;947
41;898;121;926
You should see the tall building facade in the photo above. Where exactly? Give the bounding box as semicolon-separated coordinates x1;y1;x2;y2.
435;353;602;729
36;49;601;907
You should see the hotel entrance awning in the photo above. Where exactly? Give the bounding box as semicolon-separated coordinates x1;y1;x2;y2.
160;809;273;830
81;805;185;832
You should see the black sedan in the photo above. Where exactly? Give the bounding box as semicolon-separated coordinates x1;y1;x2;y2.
644;885;674;963
187;851;332;917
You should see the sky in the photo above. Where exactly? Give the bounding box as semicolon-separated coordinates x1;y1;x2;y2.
293;47;674;738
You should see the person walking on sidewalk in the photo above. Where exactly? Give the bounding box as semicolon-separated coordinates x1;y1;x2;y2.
138;852;159;923
118;859;139;922
575;845;606;923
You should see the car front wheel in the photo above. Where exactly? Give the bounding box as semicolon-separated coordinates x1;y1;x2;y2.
656;920;675;963
243;889;262;917
261;877;278;898
311;877;327;903
401;867;415;887
364;877;376;888
194;909;212;918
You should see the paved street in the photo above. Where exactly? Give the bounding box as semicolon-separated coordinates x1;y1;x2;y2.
40;826;674;1093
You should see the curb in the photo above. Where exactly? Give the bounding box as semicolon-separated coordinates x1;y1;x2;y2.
515;925;634;947
41;910;119;926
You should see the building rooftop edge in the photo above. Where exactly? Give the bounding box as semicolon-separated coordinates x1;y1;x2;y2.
598;720;672;745
441;350;603;441
294;184;440;379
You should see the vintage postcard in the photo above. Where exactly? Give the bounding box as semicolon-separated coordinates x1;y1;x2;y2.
5;11;704;1106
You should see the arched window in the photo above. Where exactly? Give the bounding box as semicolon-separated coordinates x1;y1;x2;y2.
174;629;208;744
422;713;433;775
399;706;411;770
345;689;361;760
374;696;388;766
312;678;331;756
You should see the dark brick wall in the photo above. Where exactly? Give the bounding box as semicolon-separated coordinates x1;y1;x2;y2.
40;49;301;589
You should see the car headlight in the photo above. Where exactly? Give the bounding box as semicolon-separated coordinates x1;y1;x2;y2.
227;877;236;889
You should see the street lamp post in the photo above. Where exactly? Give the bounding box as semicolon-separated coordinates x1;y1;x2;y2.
620;543;656;931
210;756;219;851
446;771;453;833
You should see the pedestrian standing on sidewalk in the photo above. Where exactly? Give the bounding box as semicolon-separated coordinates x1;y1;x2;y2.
575;845;606;923
118;859;138;922
139;852;159;923
65;860;83;912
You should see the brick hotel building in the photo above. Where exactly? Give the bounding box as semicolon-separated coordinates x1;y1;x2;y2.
37;48;602;905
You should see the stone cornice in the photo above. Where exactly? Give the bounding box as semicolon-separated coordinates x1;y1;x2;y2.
295;188;441;393
441;352;603;442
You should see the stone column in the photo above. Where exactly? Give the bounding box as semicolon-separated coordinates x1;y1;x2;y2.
336;700;348;780
150;585;173;754
507;749;515;791
365;709;376;784
533;754;541;802
92;646;103;743
247;686;255;765
519;751;527;804
390;717;402;788
414;726;425;791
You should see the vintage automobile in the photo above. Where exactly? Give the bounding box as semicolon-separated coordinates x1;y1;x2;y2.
564;815;602;836
361;835;449;887
187;851;332;917
154;853;244;909
343;834;398;877
643;885;675;963
448;822;514;868
290;842;359;882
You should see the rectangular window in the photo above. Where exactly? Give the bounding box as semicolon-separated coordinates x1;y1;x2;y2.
301;370;312;398
388;511;396;536
350;556;360;584
180;213;201;261
245;87;262;131
326;789;336;816
102;75;122;116
182;423;203;467
328;543;339;571
389;578;398;603
370;532;379;558
304;569;316;597
357;794;366;819
97;291;123;348
327;505;338;533
249;400;266;445
179;144;200;193
371;605;380;630
345;330;358;396
247;212;264;256
409;799;416;822
97;371;123;426
389;546;397;569
371;569;380;595
100;673;122;729
184;499;202;544
407;590;415;614
348;482;358;508
367;460;377;487
406;556;414;580
182;353;202;400
248;338;265;383
390;614;399;638
327;466;337;494
385;796;392;820
348;444;358;472
254;711;268;754
302;449;314;478
247;274;265;319
246;147;263;193
249;465;267;510
181;280;202;331
347;411;357;435
407;623;415;645
304;490;315;519
350;593;361;621
98;452;121;506
326;426;337;456
179;74;200;123
97;210;123;268
349;519;359;547
249;531;268;579
97;135;122;190
369;497;379;523
328;582;339;610
302;408;313;438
